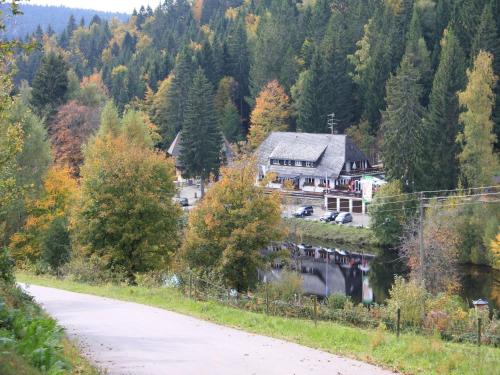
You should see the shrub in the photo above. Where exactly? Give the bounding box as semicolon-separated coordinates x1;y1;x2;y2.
256;270;303;303
325;294;349;310
42;216;71;272
0;248;15;284
134;271;167;288
62;255;126;285
387;276;429;327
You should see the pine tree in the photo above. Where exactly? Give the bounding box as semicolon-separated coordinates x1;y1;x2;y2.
457;51;499;188
296;50;328;133
219;102;242;143
404;7;432;105
31;52;69;118
381;55;426;192
424;28;466;190
179;68;222;197
161;49;195;148
321;11;356;132
66;14;77;37
471;1;500;147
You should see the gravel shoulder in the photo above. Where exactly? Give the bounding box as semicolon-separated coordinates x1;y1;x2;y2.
22;284;395;375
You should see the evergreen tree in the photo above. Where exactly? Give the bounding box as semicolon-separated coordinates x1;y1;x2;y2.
161;49;195;148
225;19;250;122
457;51;499;188
219;102;242;143
30;52;69;118
405;7;432;105
296;50;328;133
471;1;500;147
66;14;77;37
424;28;466;190
381;56;426;192
179;68;222;197
321;10;356;132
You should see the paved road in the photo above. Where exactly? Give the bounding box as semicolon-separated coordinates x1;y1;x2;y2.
23;284;395;375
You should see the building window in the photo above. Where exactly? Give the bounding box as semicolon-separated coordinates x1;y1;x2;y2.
304;177;315;186
295;160;303;167
305;161;314;168
271;159;278;165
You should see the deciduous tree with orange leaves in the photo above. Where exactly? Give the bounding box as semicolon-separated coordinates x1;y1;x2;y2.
248;80;290;149
182;157;285;291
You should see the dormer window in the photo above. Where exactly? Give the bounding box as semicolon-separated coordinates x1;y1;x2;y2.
295;160;303;167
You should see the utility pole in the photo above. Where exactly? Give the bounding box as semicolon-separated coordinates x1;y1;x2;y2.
327;113;336;135
418;191;425;288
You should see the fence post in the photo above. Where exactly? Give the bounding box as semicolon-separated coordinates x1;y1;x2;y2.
477;317;482;347
189;273;192;299
265;282;269;315
227;289;230;304
313;296;318;327
397;307;401;338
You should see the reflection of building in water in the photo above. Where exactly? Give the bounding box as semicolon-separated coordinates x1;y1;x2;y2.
261;243;375;301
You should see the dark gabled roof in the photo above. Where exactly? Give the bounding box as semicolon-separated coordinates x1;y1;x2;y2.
256;132;368;178
167;132;234;168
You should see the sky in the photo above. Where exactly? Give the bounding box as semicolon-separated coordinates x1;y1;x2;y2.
23;0;159;13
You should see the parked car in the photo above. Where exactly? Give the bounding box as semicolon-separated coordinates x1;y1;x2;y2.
294;205;314;217
320;211;339;222
174;197;189;207
335;212;353;224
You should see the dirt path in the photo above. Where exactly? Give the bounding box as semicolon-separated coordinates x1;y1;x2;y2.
23;284;395;375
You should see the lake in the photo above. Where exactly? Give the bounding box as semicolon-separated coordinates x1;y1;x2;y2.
294;235;500;311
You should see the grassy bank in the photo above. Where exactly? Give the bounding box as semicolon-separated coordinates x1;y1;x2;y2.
18;272;500;375
285;218;378;247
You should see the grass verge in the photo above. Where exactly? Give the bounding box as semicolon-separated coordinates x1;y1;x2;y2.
18;272;500;375
285;218;378;247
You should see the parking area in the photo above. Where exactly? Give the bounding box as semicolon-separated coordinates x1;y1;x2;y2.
283;203;370;228
176;183;370;227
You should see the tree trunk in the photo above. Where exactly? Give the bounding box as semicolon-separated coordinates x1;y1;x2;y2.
200;178;205;198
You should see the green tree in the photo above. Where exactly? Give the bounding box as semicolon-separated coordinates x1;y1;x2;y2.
121;109;154;149
424;28;466;190
470;1;500;147
457;51;499;188
219;102;242;143
73;135;181;282
179;68;222;197
381;55;426;192
369;180;416;248
295;50;328;133
30;52;69;118
98;101;121;137
161;49;196;147
1;100;51;244
42;216;71;272
182;158;284;291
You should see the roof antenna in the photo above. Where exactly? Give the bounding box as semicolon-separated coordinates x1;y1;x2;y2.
327;113;337;135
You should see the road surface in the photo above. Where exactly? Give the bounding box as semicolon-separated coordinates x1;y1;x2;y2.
23;284;395;375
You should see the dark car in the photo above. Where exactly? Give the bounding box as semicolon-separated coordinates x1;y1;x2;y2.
335;212;353;224
174;197;189;207
320;211;339;222
294;205;314;217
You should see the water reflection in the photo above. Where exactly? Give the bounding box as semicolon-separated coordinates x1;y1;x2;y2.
294;235;499;310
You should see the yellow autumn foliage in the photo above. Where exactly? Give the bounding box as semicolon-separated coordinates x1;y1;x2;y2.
248;80;290;149
9;166;78;265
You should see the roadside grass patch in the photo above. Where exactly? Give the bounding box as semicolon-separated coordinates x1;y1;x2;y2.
17;272;500;375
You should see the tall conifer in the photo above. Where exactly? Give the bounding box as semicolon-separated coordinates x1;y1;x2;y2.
179;68;222;197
